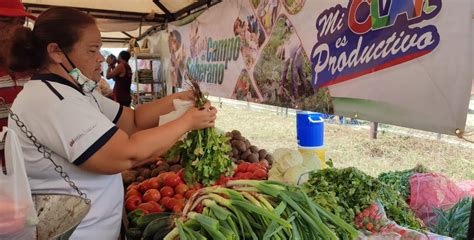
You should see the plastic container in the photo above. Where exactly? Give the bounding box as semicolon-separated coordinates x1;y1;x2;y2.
296;111;326;168
296;111;324;148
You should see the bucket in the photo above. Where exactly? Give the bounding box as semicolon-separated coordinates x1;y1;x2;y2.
298;146;327;169
296;111;324;148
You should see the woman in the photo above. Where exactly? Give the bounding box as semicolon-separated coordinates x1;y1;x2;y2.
2;7;216;239
106;51;132;106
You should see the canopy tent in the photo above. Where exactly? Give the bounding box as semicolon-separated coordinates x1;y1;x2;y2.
22;0;222;47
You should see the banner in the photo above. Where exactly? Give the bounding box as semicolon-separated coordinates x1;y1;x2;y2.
169;0;472;135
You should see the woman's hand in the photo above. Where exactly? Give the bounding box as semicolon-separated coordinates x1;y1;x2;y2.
175;90;195;102
180;103;217;131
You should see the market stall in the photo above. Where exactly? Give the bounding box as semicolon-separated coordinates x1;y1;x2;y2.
0;0;473;239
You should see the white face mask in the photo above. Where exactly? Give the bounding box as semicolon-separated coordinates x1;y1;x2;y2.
68;68;98;93
60;51;98;93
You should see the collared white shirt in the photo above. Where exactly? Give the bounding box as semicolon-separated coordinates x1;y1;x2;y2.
8;73;124;240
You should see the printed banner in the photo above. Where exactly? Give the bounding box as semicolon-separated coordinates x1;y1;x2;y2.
168;0;472;135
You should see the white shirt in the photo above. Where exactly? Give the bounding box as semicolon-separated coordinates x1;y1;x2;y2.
8;73;124;240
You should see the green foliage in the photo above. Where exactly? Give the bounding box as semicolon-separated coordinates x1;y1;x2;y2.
377;165;430;200
304;167;424;232
431;198;472;240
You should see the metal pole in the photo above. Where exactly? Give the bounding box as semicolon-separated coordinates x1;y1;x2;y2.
370;122;379;139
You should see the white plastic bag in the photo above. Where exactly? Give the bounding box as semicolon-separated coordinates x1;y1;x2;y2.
0;127;38;239
159;99;194;126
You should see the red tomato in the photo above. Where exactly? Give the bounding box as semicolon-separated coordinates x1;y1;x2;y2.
184;190;196;199
160;196;171;207
247;163;260;173
160;186;175;198
125;195;142;212
172;204;184;213
241;172;253;180
137;202;155;212
165;198;177;210
253;169;267;179
143;189;161;202
175;184;189;195
125;189;141;199
147;201;165;213
148;177;161;189
174;194;184;199
236;162;250;172
126;183;139;192
157;172;172;183
139;179;152;193
164;173;181;187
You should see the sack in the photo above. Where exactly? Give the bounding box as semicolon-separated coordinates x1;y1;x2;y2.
0;127;38;238
409;173;466;226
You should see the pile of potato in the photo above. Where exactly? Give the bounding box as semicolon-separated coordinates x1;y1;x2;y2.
226;130;273;168
122;158;183;186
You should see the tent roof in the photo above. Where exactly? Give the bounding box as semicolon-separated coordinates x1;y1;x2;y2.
22;0;221;47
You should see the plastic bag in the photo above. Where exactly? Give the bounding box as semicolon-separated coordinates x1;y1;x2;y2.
0;127;38;238
356;201;451;240
159;99;194;126
457;180;474;197
409;173;466;226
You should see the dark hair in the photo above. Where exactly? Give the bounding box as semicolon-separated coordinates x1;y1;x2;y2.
3;7;95;72
107;54;117;64
118;51;131;62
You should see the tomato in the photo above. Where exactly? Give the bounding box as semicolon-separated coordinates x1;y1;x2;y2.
241;172;253;180
157;172;172;183
174;194;184;199
147;201;165;213
165;198;177;210
126;183;139;192
137;202;155;212
247;163;260;173
143;189;161;202
125;195;142;212
164;173;181;187
160;186;175;198
236;162;250;172
139;179;151;193
172;204;184;213
191;183;202;190
160;196;171;207
148;177;161;189
253;169;267;179
184;190;196;199
125;189;141;199
175;184;189;195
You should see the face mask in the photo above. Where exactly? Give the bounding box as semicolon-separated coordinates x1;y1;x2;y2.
60;51;98;93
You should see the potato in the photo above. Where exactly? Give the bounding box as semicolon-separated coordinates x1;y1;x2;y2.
140;168;151;179
231;130;241;137
249;145;259;153
169;164;183;172
241;149;252;160
244;139;251;149
122;171;136;185
149;163;156;170
155;162;170;172
232;148;239;158
258;149;268;160
265;154;274;164
151;168;161;177
235;141;246;152
248;153;259;163
136;176;145;182
225;132;233;138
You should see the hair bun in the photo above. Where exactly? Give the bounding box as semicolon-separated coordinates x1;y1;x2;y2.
8;26;39;72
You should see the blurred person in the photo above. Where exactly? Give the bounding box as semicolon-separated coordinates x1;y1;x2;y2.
107;51;132;106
